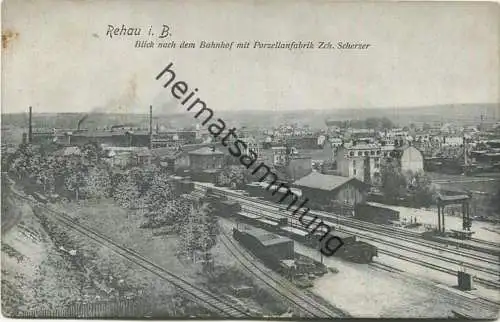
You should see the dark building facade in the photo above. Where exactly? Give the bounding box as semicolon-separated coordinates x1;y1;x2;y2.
188;147;225;172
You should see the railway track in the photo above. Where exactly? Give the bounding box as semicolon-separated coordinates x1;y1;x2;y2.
370;260;500;312
470;237;500;249
201;185;500;289
310;208;500;261
11;191;252;318
217;188;499;262
218;230;347;318
334;226;500;277
217;189;498;264
243;206;500;279
378;249;500;290
242;206;500;287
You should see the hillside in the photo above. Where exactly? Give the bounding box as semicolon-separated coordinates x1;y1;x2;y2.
2;103;498;132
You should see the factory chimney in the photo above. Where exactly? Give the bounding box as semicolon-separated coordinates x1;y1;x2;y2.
463;135;468;167
149;105;153;150
28;106;33;143
77;114;88;131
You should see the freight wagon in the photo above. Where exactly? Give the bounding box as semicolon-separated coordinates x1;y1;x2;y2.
213;200;242;217
355;203;400;225
280;225;377;263
208;190;378;263
233;227;294;271
233;227;328;286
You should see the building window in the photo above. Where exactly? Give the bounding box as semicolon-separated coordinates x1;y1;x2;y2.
370;151;375;155
358;151;362;156
353;160;356;167
353;169;357;176
377;150;381;155
364;151;369;156
349;151;354;157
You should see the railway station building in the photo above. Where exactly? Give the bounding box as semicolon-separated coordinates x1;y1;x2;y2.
292;172;369;208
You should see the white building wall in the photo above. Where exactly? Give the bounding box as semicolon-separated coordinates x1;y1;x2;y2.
400;146;424;173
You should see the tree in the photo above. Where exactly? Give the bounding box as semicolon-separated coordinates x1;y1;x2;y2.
113;174;141;209
381;117;394;129
216;166;252;189
365;118;380;130
80;166;111;199
380;159;407;204
81;142;105;165
177;203;219;267
407;171;435;207
64;157;86;200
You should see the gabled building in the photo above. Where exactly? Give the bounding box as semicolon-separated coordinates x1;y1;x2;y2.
293;172;369;207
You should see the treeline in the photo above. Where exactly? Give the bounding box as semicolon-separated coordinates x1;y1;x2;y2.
4;143;111;200
3;143;219;266
327;117;395;130
113;164;219;264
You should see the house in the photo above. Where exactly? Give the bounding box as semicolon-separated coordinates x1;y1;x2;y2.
335;143;384;183
293;172;369;207
188;146;225;172
400;146;424;173
286;156;312;181
272;146;288;165
329;138;343;158
54;146;81;157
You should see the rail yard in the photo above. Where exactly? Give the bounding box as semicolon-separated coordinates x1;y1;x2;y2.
188;180;500;305
3;105;500;318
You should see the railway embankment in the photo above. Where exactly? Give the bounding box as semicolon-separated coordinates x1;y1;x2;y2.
2;193;209;317
2;197;84;316
50;197;296;317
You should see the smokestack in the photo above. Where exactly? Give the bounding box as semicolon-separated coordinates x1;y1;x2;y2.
28;106;33;143
149;105;153;150
463;136;468;167
77;114;88;131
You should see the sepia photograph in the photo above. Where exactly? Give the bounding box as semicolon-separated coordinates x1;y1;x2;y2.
1;0;499;319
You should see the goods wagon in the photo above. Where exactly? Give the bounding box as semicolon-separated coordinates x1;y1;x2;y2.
280;225;377;263
234;213;281;233
176;179;195;195
354;203;400;225
214;200;242;217
233;227;294;270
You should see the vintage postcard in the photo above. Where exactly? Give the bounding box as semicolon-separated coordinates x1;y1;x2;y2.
1;0;499;319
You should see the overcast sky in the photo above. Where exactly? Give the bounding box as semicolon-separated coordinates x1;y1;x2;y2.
2;0;499;114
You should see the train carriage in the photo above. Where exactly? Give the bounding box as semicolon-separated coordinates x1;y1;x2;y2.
279;224;377;263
